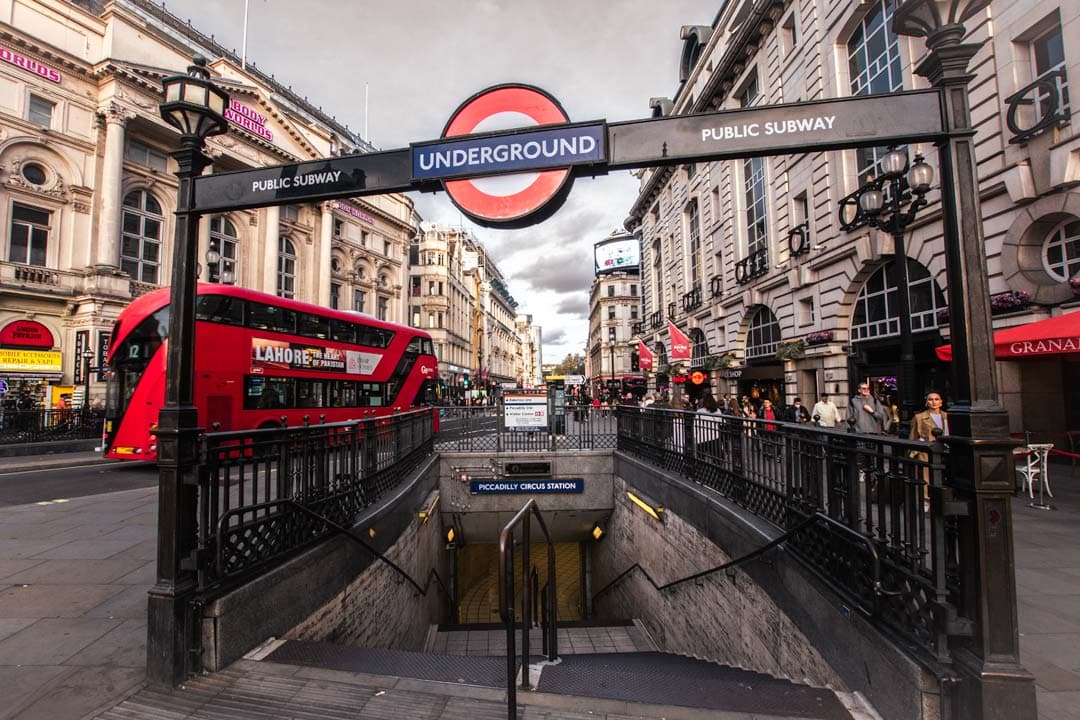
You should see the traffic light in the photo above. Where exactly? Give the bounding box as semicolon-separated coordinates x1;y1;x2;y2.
463;377;470;388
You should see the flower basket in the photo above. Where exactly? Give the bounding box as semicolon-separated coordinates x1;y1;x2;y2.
938;290;1033;324
804;330;834;347
775;339;805;361
702;352;736;370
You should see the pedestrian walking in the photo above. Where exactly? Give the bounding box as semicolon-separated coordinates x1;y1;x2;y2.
811;393;841;427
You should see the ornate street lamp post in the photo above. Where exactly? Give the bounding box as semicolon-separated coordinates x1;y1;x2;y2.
82;348;94;408
853;149;934;432
893;1;1037;716
148;56;229;687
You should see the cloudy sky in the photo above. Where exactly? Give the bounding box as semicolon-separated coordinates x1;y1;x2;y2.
164;0;711;362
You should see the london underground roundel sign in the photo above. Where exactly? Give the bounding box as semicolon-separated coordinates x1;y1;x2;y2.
420;84;603;228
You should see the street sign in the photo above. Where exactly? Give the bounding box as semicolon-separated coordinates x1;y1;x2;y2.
193;149;412;213
606;90;944;168
429;84;600;227
470;479;583;495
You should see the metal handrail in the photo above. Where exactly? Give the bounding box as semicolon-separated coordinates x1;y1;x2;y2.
497;499;558;720
284;500;451;602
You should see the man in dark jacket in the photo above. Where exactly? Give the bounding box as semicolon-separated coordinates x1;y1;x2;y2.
790;397;811;423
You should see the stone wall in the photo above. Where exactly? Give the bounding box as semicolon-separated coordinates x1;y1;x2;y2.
286;495;448;651
592;474;840;689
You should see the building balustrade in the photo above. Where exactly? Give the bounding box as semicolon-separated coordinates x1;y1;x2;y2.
681;286;702;312
1005;68;1071;144
733;248;769;285
648;310;663;329
129;280;159;298
667;301;676;319
1;261;82;293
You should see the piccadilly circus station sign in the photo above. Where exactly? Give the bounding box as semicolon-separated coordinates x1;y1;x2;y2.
191;84;947;230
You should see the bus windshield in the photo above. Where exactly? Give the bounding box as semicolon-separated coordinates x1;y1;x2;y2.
106;306;169;417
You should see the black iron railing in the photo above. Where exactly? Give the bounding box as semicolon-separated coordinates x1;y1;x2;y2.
631;321;645;336
616;407;958;662
1005;68;1070;144
734;248;769;284
196;408;434;591
648;310;663;329
0;407;104;444
498;499;558;719
681;285;703;312
435;405;618;452
709;274;723;297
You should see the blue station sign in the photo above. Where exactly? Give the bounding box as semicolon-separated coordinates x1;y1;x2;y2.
470;479;584;495
412;123;605;182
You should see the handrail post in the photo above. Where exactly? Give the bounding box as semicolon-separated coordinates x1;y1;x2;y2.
520;516;531;690
503;535;516;717
546;520;557;661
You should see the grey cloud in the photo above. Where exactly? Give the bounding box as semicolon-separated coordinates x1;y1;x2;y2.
543;328;567;345
555;294;589;318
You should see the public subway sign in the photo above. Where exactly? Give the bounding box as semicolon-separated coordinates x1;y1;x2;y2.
191;87;946;220
605;90;945;167
224;100;273;141
1;47;61;83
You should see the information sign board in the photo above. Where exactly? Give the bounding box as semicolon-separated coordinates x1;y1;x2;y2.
504;393;548;429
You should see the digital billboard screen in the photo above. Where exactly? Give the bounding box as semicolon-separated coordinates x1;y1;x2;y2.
594;238;640;275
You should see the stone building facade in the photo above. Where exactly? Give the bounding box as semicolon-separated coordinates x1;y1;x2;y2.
407;224;537;402
627;0;1078;432
587;230;644;399
0;0;413;407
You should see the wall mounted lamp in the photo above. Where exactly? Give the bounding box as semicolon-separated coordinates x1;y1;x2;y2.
626;491;665;522
417;494;440;524
591;522;606;541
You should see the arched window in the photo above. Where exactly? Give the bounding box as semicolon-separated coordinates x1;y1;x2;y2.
689;328;709;367
208;216;238;284
277;237;297;299
848;0;903;186
851;259;945;341
1042;218;1080;281
746;307;782;360
121;190;163;283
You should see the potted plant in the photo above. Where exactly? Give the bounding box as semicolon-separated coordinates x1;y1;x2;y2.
702;352;736;370
775;339;805;361
988;290;1032;313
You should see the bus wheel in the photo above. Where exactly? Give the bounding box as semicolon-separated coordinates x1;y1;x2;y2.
257;420;281;430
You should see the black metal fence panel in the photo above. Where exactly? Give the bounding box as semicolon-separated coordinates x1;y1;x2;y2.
0;408;104;444
617;407;956;661
434;405;618;452
198;408;434;591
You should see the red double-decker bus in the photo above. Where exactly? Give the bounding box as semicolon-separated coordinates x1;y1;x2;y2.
102;284;439;461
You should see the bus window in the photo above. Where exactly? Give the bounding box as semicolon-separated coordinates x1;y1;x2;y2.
107;306;170;416
359;382;384;407
329;318;355;344
421;338;434;355
244;376;292;410
355;325;394;349
413;379;439;406
248;302;296;334
406;337;422;354
297;313;329;340
296;379;325;408
196;295;244;325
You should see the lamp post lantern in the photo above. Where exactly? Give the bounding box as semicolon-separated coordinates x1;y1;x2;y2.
148;55;229;687
849;149;933;433
893;1;1037;716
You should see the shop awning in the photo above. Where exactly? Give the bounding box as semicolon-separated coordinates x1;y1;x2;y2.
935;311;1080;361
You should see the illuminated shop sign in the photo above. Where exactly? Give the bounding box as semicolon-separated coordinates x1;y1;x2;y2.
0;349;62;373
250;338;381;375
332;201;375;224
0;319;54;349
0;47;61;83
470;479;583;494
224;100;273;141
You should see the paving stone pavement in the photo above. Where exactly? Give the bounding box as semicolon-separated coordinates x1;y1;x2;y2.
0;485;155;720
0;456;1077;718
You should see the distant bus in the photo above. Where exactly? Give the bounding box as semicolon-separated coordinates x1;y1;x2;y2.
102;284;439;461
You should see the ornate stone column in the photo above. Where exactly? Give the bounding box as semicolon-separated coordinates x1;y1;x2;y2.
262;204;279;292
893;2;1037;718
95;104;131;270
318;203;333;306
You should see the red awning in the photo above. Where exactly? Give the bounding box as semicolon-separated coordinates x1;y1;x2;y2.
936;311;1080;361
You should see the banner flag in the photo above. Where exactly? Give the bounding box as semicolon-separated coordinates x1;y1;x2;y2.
637;339;654;371
668;322;691;362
